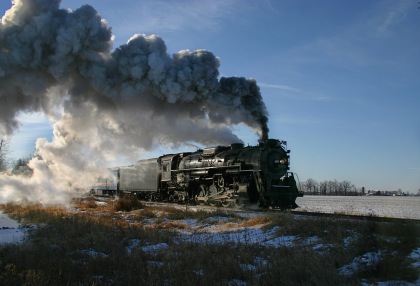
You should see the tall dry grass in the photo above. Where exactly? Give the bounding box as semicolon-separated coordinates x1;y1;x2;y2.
0;197;418;285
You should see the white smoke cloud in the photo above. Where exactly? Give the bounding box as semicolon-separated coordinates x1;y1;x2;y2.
0;0;269;204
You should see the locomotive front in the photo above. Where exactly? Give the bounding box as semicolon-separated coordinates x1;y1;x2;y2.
252;139;290;178
230;138;301;208
254;139;302;209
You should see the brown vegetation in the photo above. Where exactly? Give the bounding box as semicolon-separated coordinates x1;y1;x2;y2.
0;197;418;285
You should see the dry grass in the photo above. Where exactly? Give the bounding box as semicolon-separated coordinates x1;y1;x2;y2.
144;220;192;231
73;196;99;209
113;196;143;212
0;198;419;285
1;203;67;225
239;215;272;228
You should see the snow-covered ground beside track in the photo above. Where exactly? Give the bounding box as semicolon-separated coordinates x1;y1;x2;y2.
0;212;27;246
295;195;420;220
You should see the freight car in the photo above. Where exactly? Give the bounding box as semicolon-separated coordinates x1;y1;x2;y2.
91;138;303;209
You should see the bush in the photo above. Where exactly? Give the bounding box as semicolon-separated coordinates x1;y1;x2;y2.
114;197;143;212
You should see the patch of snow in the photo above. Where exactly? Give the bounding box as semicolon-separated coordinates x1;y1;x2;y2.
312;244;326;250
239;257;269;272
235;211;263;219
361;279;420;286
240;263;257;272
147;260;165;268
303;236;319;245
227;279;248;286
408;247;420;268
312;243;333;255
265;226;280;236
338;251;382;276
95;201;108;206
142;243;169;253
299;236;332;254
126;239;141;254
79;248;109;258
175;226;297;248
343;231;361;248
253;257;269;267
205;216;229;223
264;235;296;247
343;236;355;247
142;218;156;226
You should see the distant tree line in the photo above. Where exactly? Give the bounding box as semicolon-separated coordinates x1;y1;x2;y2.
300;178;364;196
300;178;417;196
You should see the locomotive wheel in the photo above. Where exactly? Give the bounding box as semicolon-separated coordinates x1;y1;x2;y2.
221;200;230;207
197;185;208;205
198;185;208;197
234;198;245;208
216;176;224;188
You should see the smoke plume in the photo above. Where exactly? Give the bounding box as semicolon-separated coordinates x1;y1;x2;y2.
0;0;269;204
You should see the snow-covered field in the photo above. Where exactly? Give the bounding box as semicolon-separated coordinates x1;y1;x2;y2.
295;195;420;220
0;212;27;246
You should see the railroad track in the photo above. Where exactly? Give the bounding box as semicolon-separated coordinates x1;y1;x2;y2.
92;195;420;223
159;201;420;223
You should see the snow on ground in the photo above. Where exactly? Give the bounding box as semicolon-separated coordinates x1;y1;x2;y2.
173;225;297;247
141;242;170;253
77;248;109;258
295;196;420;220
338;251;383;276
409;248;420;268
1;198;419;285
0;212;27;246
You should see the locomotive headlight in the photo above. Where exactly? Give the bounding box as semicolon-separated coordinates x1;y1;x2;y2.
274;159;288;164
267;151;289;173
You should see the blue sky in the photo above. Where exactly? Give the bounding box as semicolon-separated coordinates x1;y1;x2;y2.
2;0;419;193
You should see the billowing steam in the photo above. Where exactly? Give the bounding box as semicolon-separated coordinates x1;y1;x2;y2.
0;0;269;204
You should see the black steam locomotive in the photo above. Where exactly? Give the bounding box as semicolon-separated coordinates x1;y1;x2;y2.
91;139;303;209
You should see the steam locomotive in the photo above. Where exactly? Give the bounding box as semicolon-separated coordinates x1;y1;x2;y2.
91;139;303;209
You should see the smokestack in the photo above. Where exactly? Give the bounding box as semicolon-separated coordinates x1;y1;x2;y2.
0;0;270;204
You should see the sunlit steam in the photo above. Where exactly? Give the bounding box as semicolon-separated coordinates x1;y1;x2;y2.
0;0;269;204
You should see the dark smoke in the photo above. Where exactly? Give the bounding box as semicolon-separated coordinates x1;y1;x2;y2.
0;0;269;204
